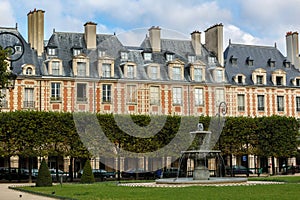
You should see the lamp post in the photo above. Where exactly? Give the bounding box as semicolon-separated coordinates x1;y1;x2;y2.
0;31;24;91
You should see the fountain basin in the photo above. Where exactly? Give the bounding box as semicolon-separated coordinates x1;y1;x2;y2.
155;177;248;185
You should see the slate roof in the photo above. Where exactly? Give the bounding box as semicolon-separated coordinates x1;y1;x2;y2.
0;27;41;76
224;43;300;86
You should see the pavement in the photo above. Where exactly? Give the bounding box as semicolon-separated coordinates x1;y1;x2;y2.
0;183;54;200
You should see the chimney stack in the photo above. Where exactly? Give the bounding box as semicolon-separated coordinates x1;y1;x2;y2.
286;31;300;68
84;22;97;49
205;24;224;65
148;26;161;52
191;31;202;56
27;9;45;56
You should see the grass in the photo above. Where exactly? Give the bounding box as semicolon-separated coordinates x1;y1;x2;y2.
18;176;300;200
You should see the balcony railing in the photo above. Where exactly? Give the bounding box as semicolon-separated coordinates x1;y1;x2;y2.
238;106;245;111
77;97;87;102
23;101;35;108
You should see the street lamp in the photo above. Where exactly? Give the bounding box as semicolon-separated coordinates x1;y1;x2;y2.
0;31;25;90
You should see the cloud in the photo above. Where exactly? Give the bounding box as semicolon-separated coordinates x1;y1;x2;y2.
0;1;16;27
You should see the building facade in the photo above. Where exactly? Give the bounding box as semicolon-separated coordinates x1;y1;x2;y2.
1;9;299;173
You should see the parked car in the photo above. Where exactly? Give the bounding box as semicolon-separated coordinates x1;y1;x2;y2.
226;165;253;176
78;169;115;180
49;169;69;182
162;167;185;178
0;167;29;180
23;168;39;179
121;169;155;179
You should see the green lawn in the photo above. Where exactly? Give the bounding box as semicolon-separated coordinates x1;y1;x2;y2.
18;176;300;200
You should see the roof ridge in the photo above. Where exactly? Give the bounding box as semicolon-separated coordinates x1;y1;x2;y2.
230;43;276;49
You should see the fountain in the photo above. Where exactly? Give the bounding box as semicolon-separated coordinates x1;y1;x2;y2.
156;102;247;185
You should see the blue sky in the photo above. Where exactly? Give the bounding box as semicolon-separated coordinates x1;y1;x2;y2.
1;0;300;54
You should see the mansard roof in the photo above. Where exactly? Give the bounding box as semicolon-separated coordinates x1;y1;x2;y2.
0;27;41;76
224;43;299;86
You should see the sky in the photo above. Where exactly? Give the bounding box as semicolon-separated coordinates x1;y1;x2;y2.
1;0;300;55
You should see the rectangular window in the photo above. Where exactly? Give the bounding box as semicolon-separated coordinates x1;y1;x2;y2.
172;67;181;80
144;53;152;61
195;88;203;106
257;75;263;84
296;79;300;86
150;66;158;79
194;68;202;82
24;88;34;108
215;70;223;82
150;86;159;105
121;52;128;60
173;87;182;105
188;55;195;63
215;88;225;106
208;56;216;64
127;85;136;104
277;96;284;112
237;94;245;111
102;84;111;103
51;83;61;101
73;49;81;56
296;97;300;112
102;63;111;78
166;54;174;61
77;83;87;102
237;76;243;84
48;48;56;56
77;62;86;77
0;89;7;108
276;76;283;86
127;65;134;78
52;61;60;75
257;95;265;111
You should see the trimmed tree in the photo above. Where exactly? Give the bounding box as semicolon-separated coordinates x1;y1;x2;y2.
80;160;95;184
36;158;52;187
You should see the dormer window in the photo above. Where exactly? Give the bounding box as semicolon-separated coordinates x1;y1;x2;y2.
268;58;275;67
214;69;223;82
26;67;32;75
127;65;134;78
296;78;300;86
148;65;159;79
48;48;56;56
208;56;216;64
99;50;106;57
143;52;152;61
194;68;203;82
52;61;60;75
237;75;243;84
121;52;128;60
172;67;181;80
284;60;291;68
15;45;22;53
73;56;89;77
166;53;174;62
188;55;196;63
257;75;263;84
253;68;267;85
246;57;254;66
77;62;86;77
73;49;81;56
102;63;111;78
276;76;283;85
230;56;237;65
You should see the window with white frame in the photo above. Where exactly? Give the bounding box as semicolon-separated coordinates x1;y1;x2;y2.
172;87;182;105
208;56;216;64
277;96;284;111
102;63;111;78
52;61;60;75
51;82;61;101
126;85;137;104
237;94;245;111
99;50;106;57
215;88;225;106
77;62;86;77
166;54;174;61
102;84;111;103
172;67;181;80
257;95;265;111
188;55;196;63
48;48;56;56
127;65;134;78
195;88;203;106
215;70;223;82
149;66;158;79
276;76;283;86
257;75;263;84
77;83;87;102
121;52;128;60
73;49;81;56
296;97;300;112
150;86;160;105
144;53;152;61
194;68;203;82
24;88;34;108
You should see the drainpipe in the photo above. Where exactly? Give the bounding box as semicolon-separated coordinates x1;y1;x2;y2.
39;80;42;111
